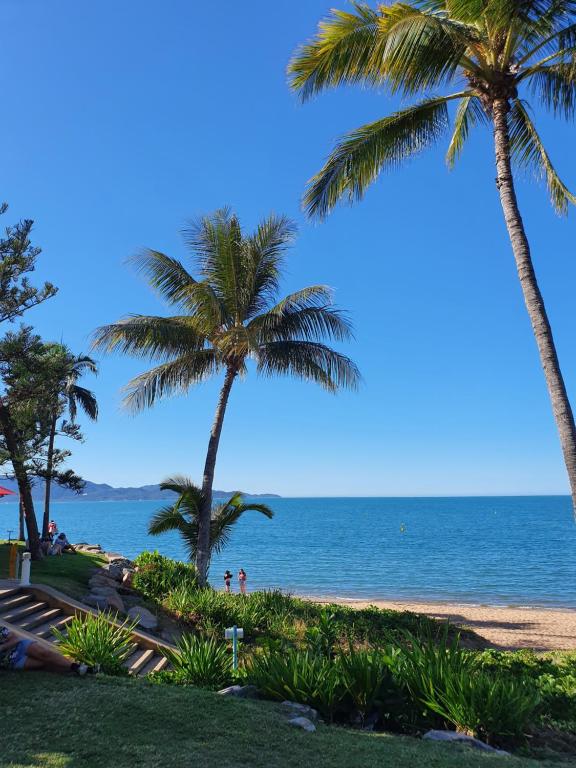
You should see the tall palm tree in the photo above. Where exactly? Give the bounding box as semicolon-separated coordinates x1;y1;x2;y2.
289;0;576;509
149;476;273;570
93;209;359;584
42;346;98;537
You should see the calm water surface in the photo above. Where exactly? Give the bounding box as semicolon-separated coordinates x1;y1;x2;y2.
2;496;574;607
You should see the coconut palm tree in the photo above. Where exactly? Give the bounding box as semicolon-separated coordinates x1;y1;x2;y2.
42;346;98;537
148;476;273;570
289;0;576;509
93;209;359;584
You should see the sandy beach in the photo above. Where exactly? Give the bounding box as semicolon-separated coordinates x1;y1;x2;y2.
311;597;576;651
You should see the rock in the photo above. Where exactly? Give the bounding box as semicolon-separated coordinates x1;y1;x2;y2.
83;594;110;610
88;573;119;589
90;585;121;598
288;716;316;733
103;563;126;581
218;685;259;699
422;731;510;756
281;701;318;721
107;555;133;569
127;606;158;631
104;591;125;613
75;543;103;553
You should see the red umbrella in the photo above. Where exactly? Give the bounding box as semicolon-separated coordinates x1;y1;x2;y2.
0;486;15;497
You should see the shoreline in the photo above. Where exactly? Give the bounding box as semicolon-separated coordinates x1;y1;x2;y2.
301;595;576;651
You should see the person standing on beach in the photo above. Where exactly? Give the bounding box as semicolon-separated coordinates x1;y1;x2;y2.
224;570;233;594
238;569;247;595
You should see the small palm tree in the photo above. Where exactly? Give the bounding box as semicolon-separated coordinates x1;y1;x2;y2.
93;209;359;584
289;0;576;509
148;476;274;570
42;346;98;537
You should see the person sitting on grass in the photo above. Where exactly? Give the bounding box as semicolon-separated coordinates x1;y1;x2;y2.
50;532;75;556
0;625;96;675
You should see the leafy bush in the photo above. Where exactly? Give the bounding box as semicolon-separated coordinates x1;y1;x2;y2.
162;634;232;690
246;649;347;721
338;645;400;721
423;669;540;743
53;612;137;675
133;551;198;602
304;609;341;658
395;630;540;742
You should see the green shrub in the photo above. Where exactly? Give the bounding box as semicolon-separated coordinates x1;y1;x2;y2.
304;609;341;658
53;613;137;675
338;645;400;720
423;669;540;743
133;551;198;602
246;649;347;721
162;634;232;690
395;630;540;742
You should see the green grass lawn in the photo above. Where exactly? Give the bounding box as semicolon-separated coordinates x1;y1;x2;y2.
0;543;106;599
0;673;570;768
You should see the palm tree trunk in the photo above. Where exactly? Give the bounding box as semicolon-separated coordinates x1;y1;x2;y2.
42;412;57;538
492;98;576;509
0;400;42;558
196;366;237;585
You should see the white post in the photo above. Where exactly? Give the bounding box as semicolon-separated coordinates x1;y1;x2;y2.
20;552;31;586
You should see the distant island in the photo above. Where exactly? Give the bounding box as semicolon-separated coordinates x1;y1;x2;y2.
0;478;280;502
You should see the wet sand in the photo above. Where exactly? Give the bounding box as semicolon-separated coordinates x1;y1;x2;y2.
309;596;576;651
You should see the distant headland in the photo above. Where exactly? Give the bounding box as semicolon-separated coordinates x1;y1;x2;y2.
0;478;280;502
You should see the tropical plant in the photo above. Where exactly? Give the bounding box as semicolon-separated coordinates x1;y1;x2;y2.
246;648;347;720
148;476;273;570
53;612;137;675
289;0;576;509
93;208;359;583
422;668;541;743
338;644;400;721
161;634;232;689
40;346;98;537
304;609;341;657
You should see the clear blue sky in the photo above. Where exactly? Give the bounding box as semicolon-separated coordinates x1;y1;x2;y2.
1;0;575;496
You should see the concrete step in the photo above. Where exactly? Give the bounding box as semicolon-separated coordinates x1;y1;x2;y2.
0;601;47;623
140;654;169;676
0;588;21;601
0;593;31;611
19;607;63;632
125;648;155;675
35;614;73;640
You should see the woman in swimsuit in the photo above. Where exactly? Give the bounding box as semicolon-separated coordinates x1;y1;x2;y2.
238;569;247;595
223;570;233;593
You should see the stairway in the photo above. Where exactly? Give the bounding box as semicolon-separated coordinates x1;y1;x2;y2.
0;585;169;676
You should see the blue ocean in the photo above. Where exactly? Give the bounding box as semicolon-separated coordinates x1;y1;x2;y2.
2;496;575;608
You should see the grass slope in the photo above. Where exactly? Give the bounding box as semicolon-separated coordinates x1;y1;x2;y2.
0;674;571;768
0;543;105;599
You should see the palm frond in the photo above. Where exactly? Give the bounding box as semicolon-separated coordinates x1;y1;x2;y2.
243;214;297;318
68;385;98;422
303;94;466;218
446;95;488;167
247;285;353;342
509;98;576;213
210;496;274;555
288;3;387;99
122;351;220;412
257;341;360;392
92;315;208;360
376;4;480;94
148;505;191;536
524;61;576;118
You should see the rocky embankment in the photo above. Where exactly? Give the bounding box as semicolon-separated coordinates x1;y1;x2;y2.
75;543;172;641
